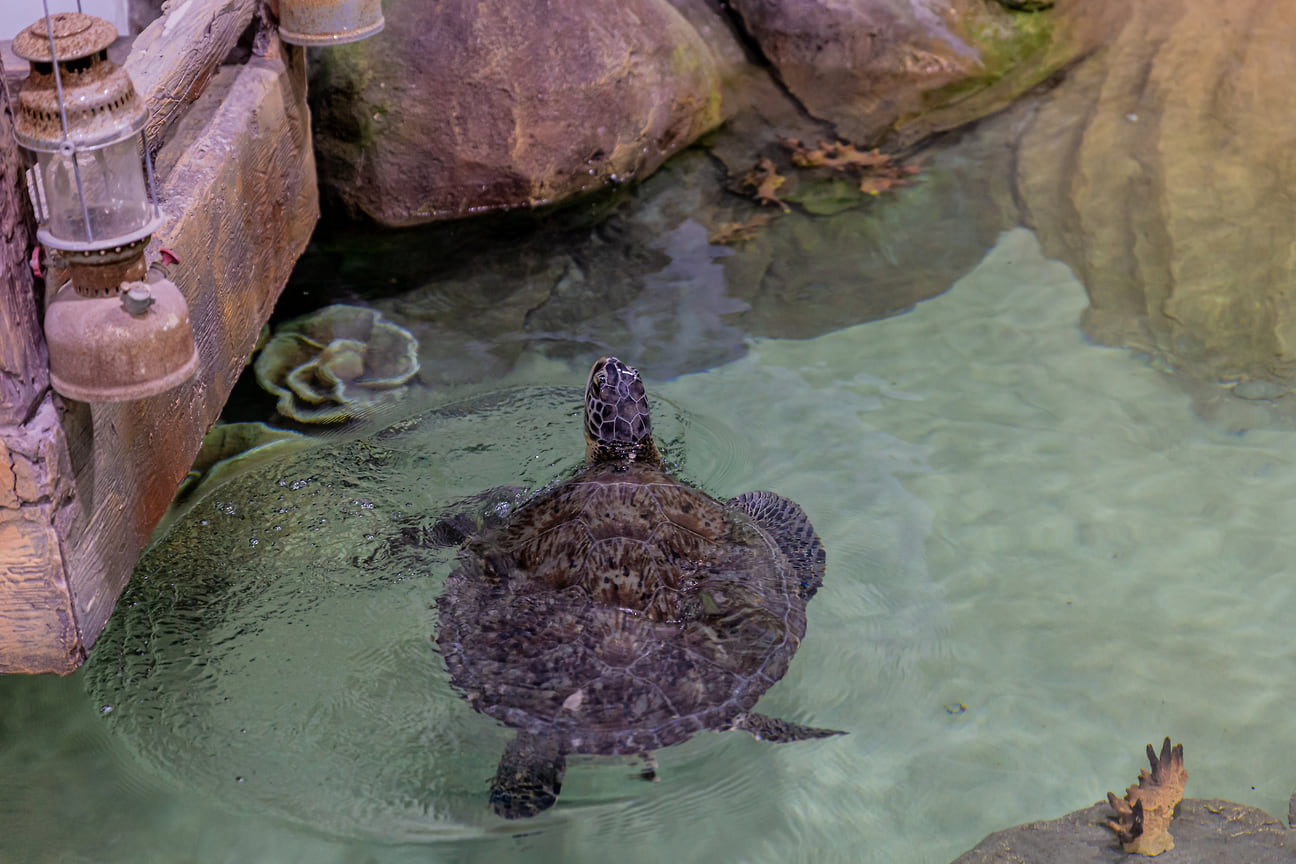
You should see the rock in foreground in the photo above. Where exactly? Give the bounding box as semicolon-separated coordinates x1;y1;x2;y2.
951;799;1292;864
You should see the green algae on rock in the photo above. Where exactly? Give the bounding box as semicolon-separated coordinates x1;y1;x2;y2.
253;304;419;423
725;0;1066;147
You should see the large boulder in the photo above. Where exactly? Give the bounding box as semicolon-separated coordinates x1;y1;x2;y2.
310;0;734;226
1014;0;1296;410
724;0;1102;145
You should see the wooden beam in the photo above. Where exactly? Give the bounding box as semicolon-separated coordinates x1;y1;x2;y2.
0;50;84;674
0;398;81;674
126;0;259;150
65;45;318;651
1;21;317;672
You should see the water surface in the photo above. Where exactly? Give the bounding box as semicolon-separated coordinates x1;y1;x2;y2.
6;222;1295;862
7;83;1296;861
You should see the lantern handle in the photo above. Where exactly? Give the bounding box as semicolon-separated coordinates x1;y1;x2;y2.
40;0;94;244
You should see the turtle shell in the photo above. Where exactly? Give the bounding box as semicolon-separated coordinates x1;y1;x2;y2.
436;461;819;756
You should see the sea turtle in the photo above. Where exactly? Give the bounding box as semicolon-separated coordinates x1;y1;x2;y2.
435;356;841;818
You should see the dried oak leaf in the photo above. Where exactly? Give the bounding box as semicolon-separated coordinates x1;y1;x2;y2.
784;138;892;171
708;212;776;246
740;157;789;210
1104;737;1187;856
858;175;905;196
784;138;831;168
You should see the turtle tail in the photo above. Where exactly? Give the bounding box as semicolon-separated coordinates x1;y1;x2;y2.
489;732;567;819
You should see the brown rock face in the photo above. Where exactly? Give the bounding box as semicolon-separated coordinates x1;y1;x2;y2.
311;0;730;226
1016;0;1296;397
727;0;974;141
724;0;1062;144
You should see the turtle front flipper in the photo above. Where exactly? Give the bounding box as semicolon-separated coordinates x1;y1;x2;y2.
356;486;527;568
489;732;568;819
731;711;844;743
728;491;826;600
432;485;531;546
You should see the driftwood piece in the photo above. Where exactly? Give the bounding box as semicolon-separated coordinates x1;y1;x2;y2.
1105;737;1188;855
125;0;258;150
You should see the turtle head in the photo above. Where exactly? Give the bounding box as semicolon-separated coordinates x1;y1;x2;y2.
583;356;662;465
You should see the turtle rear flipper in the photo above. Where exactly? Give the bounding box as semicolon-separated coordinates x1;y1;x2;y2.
731;711;844;743
728;491;826;600
489;732;567;819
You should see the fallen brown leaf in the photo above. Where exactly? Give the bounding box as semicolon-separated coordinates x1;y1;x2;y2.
740;157;790;211
708;212;777;246
783;138;893;171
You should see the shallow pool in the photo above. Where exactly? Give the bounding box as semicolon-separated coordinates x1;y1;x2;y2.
4;128;1296;863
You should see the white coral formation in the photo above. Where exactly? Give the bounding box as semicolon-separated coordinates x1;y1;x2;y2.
253;304;420;423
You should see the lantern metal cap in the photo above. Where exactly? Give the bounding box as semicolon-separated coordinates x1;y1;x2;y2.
278;0;385;46
12;13;146;151
12;13;117;64
36;213;164;256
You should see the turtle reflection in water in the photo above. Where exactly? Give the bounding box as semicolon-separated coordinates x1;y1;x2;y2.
435;357;842;818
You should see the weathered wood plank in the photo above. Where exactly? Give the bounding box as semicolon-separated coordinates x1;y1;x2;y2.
0;51;82;674
126;0;258;150
2;11;315;673
65;46;318;648
0;396;82;674
0;509;79;673
0;53;47;427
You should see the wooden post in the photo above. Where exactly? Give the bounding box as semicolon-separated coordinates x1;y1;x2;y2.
0;54;84;673
0;56;44;425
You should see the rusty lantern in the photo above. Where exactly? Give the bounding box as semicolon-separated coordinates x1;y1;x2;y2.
13;11;198;403
42;265;199;403
278;0;385;46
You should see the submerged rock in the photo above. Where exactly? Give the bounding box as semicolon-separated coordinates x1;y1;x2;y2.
160;422;313;535
950;798;1292;864
310;0;733;226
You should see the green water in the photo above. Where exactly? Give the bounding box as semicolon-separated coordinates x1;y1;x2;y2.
6;223;1295;862
8;76;1296;859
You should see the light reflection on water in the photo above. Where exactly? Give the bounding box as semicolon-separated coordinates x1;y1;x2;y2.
5;168;1296;863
